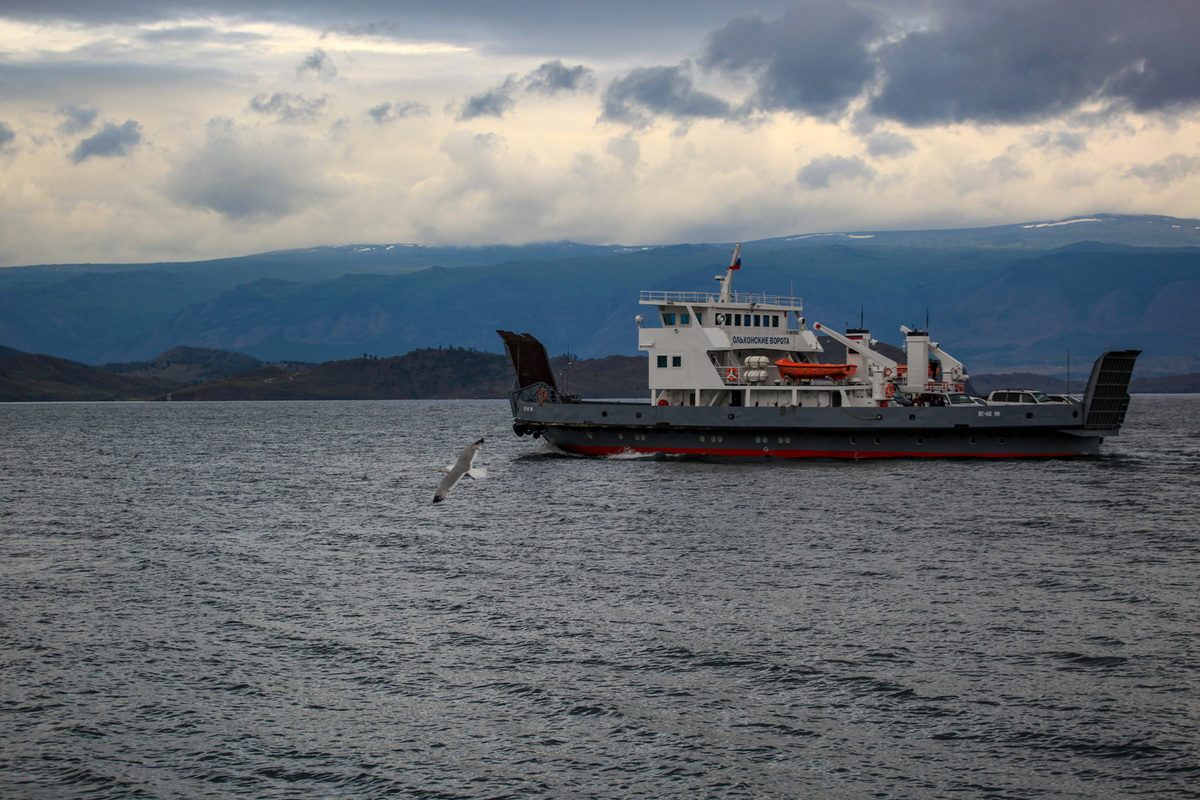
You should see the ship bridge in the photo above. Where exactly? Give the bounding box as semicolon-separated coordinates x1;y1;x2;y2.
639;290;804;310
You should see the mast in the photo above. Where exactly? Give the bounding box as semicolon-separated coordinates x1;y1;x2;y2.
716;243;741;302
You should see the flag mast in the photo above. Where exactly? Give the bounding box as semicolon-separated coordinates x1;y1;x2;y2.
717;242;742;303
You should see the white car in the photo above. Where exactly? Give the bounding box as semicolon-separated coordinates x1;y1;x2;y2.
986;390;1071;404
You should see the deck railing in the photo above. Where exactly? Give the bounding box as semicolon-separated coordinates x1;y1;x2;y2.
639;290;803;308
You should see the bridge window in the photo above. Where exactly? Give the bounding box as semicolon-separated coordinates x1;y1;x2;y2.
772;315;780;327
672;356;682;368
657;356;667;368
680;313;690;325
662;312;676;325
753;315;761;327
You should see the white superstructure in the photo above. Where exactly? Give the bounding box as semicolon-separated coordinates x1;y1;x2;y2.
637;244;972;409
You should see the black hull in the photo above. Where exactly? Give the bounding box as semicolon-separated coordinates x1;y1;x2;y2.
528;423;1102;458
509;395;1107;459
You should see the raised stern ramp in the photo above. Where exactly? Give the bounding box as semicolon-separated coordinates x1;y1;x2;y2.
497;330;558;393
1082;349;1141;431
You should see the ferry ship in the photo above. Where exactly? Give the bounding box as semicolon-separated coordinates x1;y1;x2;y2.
498;246;1139;458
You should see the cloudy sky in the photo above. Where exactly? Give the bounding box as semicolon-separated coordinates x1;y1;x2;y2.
2;0;1200;266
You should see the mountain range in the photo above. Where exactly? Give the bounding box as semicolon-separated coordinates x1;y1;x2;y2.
2;213;1198;376
3;343;1197;403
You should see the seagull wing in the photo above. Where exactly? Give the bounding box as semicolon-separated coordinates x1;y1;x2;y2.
432;438;484;503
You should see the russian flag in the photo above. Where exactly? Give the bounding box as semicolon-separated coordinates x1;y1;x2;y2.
730;256;741;270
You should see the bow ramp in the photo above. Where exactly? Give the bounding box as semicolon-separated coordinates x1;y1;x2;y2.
1082;349;1141;431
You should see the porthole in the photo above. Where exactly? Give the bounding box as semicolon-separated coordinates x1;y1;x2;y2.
998;437;1006;444
909;414;916;421
850;437;857;444
636;412;643;419
586;431;593;439
728;414;735;420
699;434;706;442
969;438;976;445
874;437;882;445
602;411;608;417
916;438;923;444
617;433;624;440
1025;412;1033;419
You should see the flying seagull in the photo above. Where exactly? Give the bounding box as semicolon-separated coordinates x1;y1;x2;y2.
433;438;486;503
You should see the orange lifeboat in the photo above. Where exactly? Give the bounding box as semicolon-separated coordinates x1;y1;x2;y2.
774;360;857;381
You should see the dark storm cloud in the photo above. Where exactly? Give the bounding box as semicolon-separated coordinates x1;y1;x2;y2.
687;0;1200;127
138;25;267;44
70;119;142;162
701;1;882;118
457;79;518;121
523;60;594;96
57;103;98;135
1;1;803;58
599;65;733;129
367;100;430;123
297;48;337;79
870;0;1200;125
321;21;406;39
249;92;327;123
456;61;593;120
0;62;235;100
796;154;876;188
10;1;1200;130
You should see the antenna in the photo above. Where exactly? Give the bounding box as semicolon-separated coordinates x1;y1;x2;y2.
563;343;570;395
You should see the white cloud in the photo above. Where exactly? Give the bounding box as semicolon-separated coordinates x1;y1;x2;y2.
164;120;337;221
1;3;1200;266
797;154;877;189
1127;153;1200;187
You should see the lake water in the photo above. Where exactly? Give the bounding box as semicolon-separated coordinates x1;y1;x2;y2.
2;396;1199;799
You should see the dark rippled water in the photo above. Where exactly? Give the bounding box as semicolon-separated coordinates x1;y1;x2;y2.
3;396;1199;799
